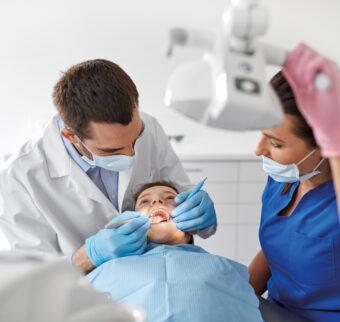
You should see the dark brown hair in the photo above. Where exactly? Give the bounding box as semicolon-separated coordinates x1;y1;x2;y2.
271;71;317;148
134;181;179;203
53;59;139;139
271;71;318;194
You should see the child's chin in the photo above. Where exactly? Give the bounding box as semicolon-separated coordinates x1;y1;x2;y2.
148;222;183;244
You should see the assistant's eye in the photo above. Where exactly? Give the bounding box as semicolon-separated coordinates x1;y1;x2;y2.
270;139;283;149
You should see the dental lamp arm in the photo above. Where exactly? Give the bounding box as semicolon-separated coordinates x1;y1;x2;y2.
164;0;330;133
263;43;331;89
167;28;216;57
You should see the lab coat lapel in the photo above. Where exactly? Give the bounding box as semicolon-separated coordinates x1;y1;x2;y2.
118;167;133;212
43;114;117;214
69;161;116;212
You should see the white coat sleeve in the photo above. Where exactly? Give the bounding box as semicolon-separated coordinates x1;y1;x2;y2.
154;119;217;239
0;171;60;256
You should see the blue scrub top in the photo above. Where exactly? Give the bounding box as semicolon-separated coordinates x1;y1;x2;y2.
260;177;340;322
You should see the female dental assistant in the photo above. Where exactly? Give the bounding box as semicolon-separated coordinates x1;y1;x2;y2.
249;46;340;322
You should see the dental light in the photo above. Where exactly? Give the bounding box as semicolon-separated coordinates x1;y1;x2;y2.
164;0;287;131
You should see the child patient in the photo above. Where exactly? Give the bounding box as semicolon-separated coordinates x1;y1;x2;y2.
87;181;263;322
134;181;191;245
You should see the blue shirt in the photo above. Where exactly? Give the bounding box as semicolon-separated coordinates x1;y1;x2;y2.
260;177;340;322
57;119;119;210
87;243;263;322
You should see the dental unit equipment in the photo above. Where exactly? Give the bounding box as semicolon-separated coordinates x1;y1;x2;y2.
165;0;330;131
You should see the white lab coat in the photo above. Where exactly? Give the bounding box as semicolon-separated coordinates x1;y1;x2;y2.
0;113;192;258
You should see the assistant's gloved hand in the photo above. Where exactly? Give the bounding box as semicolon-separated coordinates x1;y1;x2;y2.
283;43;340;156
171;190;217;233
85;211;150;267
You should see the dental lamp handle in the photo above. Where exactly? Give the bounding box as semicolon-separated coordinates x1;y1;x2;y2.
262;43;331;91
167;28;215;57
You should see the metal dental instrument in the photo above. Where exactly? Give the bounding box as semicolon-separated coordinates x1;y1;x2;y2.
105;214;148;230
187;177;207;199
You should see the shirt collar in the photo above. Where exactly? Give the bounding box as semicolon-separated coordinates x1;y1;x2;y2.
57;118;92;173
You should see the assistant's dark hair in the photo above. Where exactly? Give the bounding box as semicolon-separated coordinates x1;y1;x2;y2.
271;71;318;194
134;181;179;203
271;71;317;148
53;59;139;139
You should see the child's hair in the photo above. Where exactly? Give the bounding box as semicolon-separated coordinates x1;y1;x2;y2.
134;181;178;203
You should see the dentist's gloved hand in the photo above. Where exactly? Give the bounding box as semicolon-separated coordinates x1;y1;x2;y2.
85;211;150;267
171;190;217;235
283;43;340;156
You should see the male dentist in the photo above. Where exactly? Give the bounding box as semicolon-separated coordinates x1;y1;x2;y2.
0;59;216;273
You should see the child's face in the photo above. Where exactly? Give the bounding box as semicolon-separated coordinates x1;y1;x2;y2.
135;185;189;245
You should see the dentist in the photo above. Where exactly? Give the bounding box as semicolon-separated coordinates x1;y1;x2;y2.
0;59;216;273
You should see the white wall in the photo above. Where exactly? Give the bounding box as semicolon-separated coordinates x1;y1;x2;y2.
0;0;339;156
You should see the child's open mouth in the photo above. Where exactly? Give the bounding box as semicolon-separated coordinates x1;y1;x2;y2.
149;208;171;224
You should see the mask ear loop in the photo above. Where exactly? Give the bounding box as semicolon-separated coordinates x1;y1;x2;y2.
296;148;318;166
76;139;96;160
311;158;326;174
299;157;326;181
63;125;92;158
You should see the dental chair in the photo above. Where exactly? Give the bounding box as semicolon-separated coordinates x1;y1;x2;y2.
0;252;146;322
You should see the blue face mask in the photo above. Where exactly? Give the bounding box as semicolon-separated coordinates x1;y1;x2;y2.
81;144;135;172
262;149;325;183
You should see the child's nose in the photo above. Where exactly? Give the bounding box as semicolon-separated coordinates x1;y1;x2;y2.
151;198;164;206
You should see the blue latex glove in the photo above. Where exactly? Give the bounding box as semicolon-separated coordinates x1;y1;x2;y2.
85;211;150;267
171;190;217;232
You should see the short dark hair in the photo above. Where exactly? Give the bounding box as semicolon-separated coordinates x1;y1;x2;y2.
271;71;317;148
134;181;179;203
53;59;139;139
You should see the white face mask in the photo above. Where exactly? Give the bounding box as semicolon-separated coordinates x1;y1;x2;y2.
262;149;325;183
81;143;135;172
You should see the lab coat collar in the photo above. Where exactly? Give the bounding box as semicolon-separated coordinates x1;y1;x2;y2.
42;114;133;212
118;167;133;212
68;160;117;211
42;115;114;208
42;114;72;179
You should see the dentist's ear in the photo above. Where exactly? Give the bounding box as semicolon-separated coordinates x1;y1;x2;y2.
60;127;78;145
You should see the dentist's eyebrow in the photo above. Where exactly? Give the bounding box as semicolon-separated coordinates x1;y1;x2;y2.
97;146;124;153
97;121;145;153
